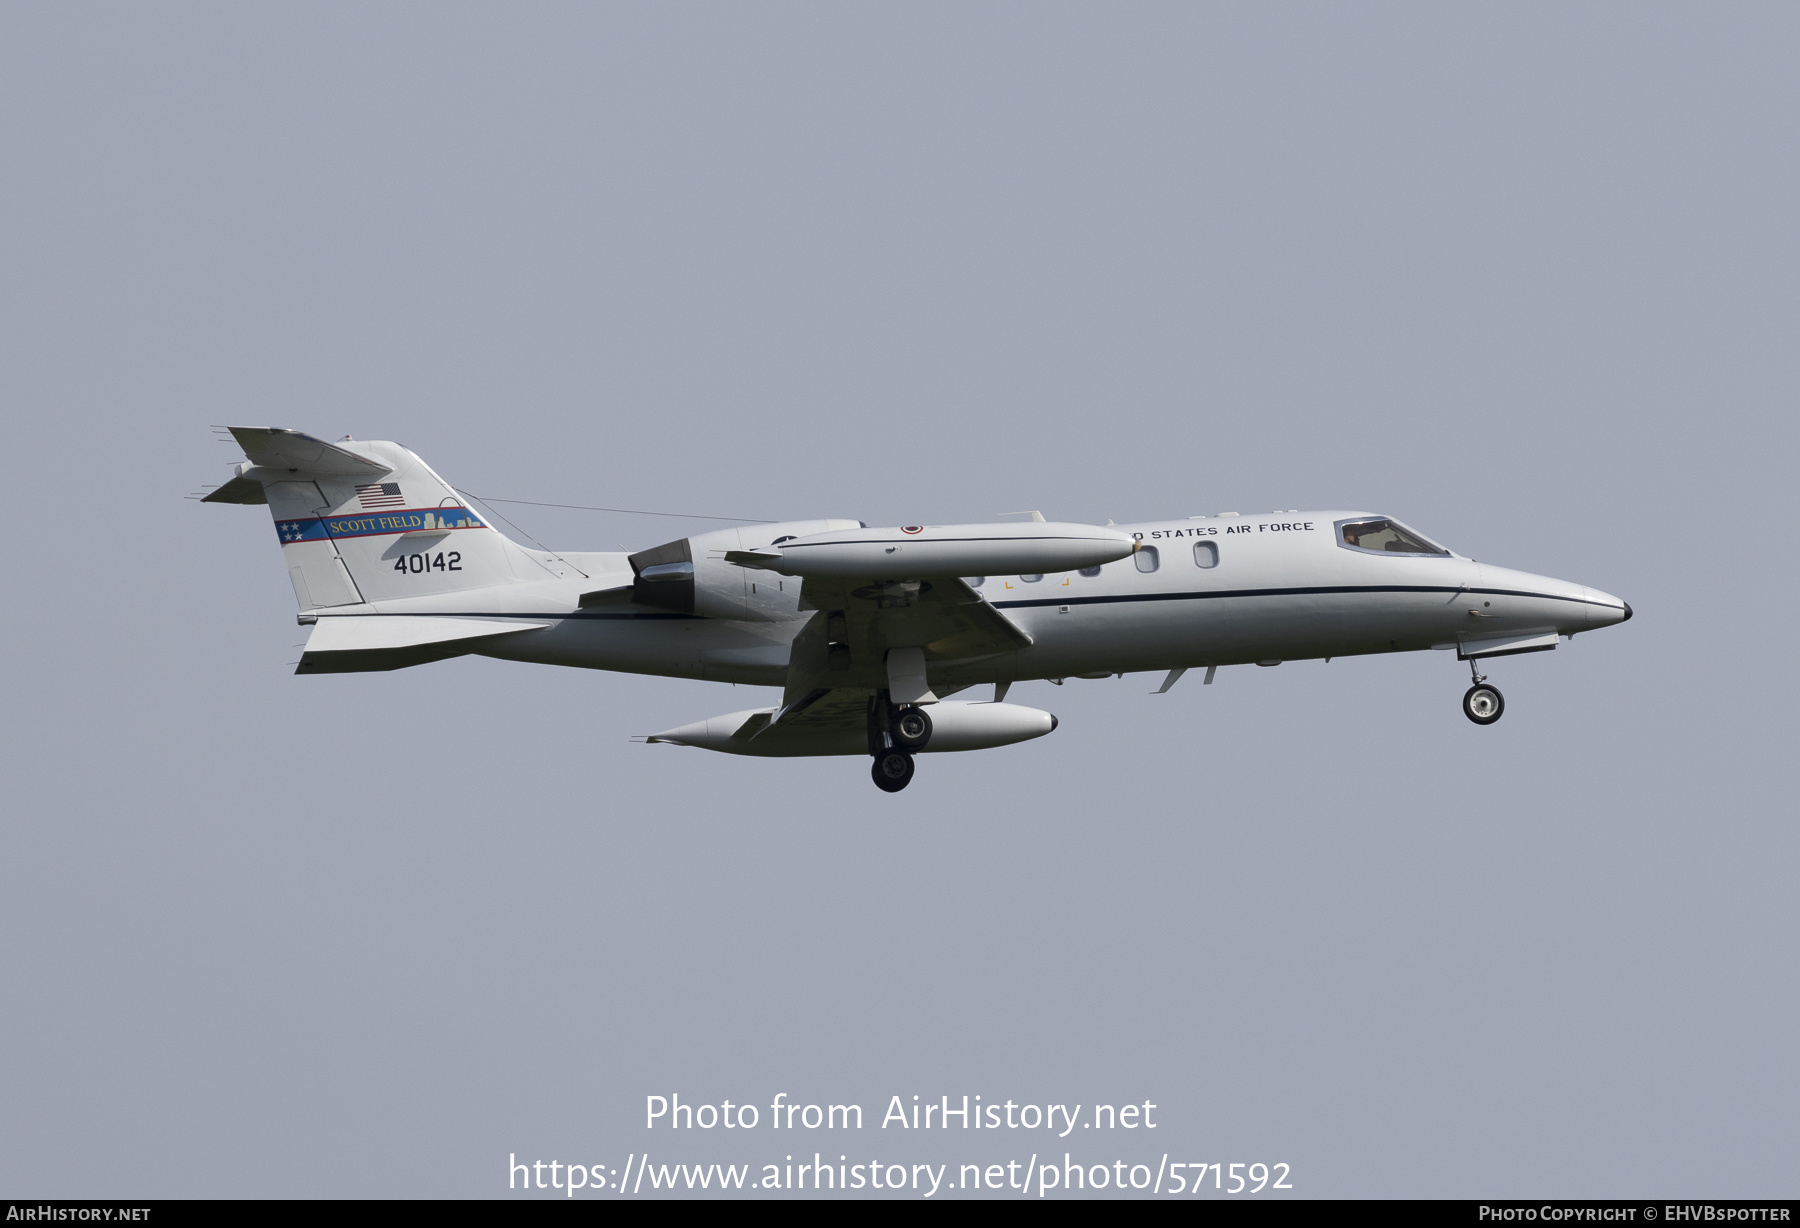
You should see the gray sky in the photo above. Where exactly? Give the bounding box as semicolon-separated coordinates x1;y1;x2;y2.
1;2;1794;1199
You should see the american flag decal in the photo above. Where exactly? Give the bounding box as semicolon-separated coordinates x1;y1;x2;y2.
355;482;404;508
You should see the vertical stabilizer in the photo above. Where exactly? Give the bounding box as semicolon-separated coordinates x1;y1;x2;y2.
202;428;549;610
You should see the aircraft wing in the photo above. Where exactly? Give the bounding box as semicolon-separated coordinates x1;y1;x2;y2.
731;687;875;751
800;574;1033;661
771;575;1031;714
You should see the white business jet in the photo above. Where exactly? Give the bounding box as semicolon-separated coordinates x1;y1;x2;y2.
202;428;1631;792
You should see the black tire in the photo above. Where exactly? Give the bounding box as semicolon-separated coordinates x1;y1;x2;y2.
890;706;933;751
871;749;915;792
1463;683;1505;725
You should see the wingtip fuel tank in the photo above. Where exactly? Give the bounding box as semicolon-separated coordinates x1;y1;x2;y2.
741;522;1138;580
648;700;1058;757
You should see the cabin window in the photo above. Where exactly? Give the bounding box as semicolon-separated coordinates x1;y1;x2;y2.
1134;546;1160;573
1020;574;1044;583
1078;566;1101;577
1193;541;1218;569
1337;518;1449;556
965;576;985;588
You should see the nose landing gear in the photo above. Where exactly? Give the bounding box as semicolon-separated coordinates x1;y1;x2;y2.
1461;657;1504;725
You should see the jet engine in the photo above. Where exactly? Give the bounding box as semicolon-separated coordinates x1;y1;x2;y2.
588;520;863;619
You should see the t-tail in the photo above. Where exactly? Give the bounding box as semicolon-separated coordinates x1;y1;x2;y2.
201;427;569;672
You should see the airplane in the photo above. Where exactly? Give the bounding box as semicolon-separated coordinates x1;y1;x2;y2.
201;427;1631;792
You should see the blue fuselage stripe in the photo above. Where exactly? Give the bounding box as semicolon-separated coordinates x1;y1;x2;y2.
275;506;486;545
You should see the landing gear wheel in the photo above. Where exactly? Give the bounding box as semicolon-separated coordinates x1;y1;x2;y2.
1463;683;1505;725
872;749;915;792
890;706;933;751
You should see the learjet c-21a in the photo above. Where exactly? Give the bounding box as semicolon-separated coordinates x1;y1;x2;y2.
202;428;1632;792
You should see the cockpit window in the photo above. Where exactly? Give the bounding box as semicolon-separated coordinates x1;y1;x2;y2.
1337;518;1449;556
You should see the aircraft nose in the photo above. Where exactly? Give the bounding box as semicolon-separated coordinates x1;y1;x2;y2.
1584;587;1631;629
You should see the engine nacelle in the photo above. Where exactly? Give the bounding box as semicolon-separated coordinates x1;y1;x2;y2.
648;700;1058;757
626;520;862;619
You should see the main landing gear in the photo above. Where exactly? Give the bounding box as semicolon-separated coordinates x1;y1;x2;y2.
872;748;915;792
869;690;932;792
892;706;932;750
1462;657;1505;725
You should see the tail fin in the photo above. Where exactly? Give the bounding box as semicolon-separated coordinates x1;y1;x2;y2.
202;427;552;609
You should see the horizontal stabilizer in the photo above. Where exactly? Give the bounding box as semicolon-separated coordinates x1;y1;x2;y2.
200;473;268;504
228;427;392;477
297;615;548;674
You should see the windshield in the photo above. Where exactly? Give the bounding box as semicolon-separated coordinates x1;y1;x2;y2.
1337;518;1449;556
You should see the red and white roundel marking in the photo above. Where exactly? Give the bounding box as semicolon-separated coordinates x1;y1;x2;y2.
900;525;924;535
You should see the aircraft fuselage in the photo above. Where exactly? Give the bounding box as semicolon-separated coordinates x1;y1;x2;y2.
464;511;1627;688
